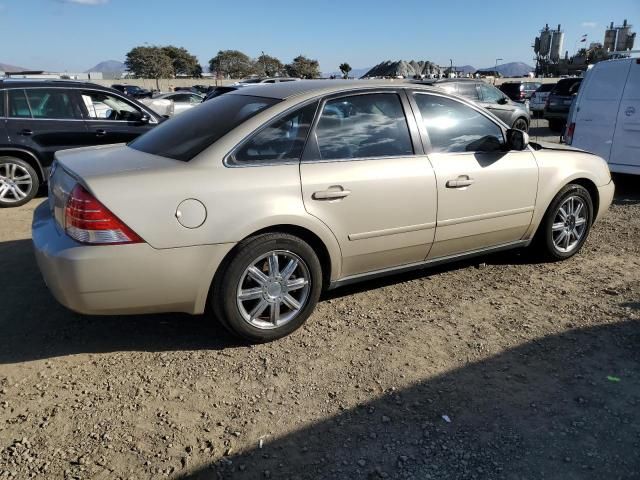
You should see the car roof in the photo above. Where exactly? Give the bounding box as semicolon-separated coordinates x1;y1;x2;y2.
227;79;440;100
0;79;115;90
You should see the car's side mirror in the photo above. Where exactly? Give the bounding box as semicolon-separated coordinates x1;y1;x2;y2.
139;113;150;124
506;128;529;151
498;97;508;105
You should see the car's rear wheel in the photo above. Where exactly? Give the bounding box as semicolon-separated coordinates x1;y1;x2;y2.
512;117;529;132
212;233;323;342
0;157;39;208
534;184;593;261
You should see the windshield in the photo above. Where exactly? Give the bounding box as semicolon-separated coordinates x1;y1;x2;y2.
239;78;264;84
129;94;280;161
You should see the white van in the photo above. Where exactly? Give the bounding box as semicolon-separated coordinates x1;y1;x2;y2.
566;58;640;175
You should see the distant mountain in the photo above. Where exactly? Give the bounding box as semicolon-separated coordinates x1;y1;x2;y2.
477;62;534;77
323;66;372;79
361;60;444;78
0;62;28;72
457;65;476;74
86;60;126;77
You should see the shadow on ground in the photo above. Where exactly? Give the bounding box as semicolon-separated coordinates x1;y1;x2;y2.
612;174;640;206
177;320;640;479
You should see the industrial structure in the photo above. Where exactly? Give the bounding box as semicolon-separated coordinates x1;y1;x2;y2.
533;20;636;77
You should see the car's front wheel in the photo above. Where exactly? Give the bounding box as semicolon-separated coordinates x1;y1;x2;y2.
0;156;40;208
212;233;323;342
512;117;529;132
535;184;593;261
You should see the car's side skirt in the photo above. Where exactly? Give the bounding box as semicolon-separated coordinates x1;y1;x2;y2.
328;239;531;290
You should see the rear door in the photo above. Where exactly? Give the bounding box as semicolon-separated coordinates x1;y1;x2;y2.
79;89;156;145
0;89;7;143
6;87;87;168
610;60;640;173
572;61;631;162
410;91;538;258
300;90;438;277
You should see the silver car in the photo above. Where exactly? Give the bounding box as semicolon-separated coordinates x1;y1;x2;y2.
33;80;614;342
430;79;531;131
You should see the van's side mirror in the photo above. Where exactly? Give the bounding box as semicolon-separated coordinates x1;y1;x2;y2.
506;128;529;151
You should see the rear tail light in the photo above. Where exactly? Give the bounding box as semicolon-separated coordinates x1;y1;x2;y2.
65;184;143;245
565;122;575;145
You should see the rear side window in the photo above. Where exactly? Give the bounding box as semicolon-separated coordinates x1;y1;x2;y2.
0;90;5;117
233;102;317;164
414;93;504;153
315;93;413;160
457;83;480;100
499;83;520;95
8;90;31;118
25;89;80;119
129;94;279;161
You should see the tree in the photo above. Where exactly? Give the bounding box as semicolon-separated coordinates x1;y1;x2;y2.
286;55;321;79
125;46;173;90
256;53;284;77
209;50;255;79
339;62;352;79
161;46;200;77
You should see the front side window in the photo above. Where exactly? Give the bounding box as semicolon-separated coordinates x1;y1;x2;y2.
24;89;80;119
81;91;142;121
479;83;506;103
129;94;279;162
414;93;504;153
233;102;317;163
0;90;5;117
315;93;413;160
8;90;31;118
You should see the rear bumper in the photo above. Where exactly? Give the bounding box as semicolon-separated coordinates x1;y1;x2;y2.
32;201;234;315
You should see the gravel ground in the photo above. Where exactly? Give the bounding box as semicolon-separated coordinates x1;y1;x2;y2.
0;123;639;480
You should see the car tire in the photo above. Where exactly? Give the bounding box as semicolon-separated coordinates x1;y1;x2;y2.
512;117;529;132
0;156;40;208
211;233;323;342
534;184;593;261
548;119;564;133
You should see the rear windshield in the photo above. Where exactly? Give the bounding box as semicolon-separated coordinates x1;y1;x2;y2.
552;78;582;96
129;94;279;161
536;83;555;92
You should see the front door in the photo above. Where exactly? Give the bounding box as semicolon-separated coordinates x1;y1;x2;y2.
300;91;438;278
410;91;538;258
78;89;156;145
6;87;87;167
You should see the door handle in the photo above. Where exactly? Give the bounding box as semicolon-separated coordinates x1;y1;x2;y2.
19;129;33;136
312;186;351;200
446;176;475;188
95;129;107;137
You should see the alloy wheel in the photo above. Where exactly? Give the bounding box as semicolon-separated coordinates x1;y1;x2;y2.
551;196;588;253
0;162;34;203
236;250;311;330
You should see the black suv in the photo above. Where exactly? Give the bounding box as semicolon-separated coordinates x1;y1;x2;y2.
111;84;152;99
499;81;541;103
543;78;583;132
0;80;163;207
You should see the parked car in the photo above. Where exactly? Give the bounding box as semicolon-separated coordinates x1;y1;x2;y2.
233;77;300;86
141;91;204;116
203;86;239;101
544;78;583;132
499;81;542;103
111;84;153;99
33;80;614;341
529;83;556;114
565;58;639;175
137;97;174;117
0;79;163;207
429;79;530;131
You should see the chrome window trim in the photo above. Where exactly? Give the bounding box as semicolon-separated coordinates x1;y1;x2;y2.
2;86;158;124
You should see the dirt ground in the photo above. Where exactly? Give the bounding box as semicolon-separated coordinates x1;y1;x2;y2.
0;122;639;480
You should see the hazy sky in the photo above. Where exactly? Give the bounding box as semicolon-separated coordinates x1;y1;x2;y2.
0;0;637;73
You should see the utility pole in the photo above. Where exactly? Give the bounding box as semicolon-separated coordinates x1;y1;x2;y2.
261;51;267;76
449;59;453;78
494;58;503;84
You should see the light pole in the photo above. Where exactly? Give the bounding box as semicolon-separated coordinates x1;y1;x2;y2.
449;59;453;78
494;58;503;84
